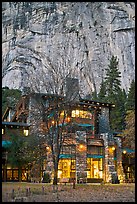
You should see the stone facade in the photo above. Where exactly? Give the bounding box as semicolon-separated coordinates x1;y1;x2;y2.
2;92;126;183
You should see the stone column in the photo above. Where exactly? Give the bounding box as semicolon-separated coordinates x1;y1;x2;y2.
99;107;110;133
45;151;54;180
100;133;111;183
75;131;87;183
115;137;125;183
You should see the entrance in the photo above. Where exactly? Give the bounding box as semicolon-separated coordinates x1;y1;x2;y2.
87;158;103;179
58;159;76;179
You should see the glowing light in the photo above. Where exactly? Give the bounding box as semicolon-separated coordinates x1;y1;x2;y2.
67;117;71;122
112;146;115;151
51;121;55;125
23;129;29;136
123;150;127;154
46;146;51;152
2;129;4;134
78;144;86;151
75;110;80;115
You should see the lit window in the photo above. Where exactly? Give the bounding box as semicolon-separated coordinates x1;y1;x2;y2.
71;110;92;119
2;129;4;134
23;129;29;136
60;111;65;117
75;110;80;117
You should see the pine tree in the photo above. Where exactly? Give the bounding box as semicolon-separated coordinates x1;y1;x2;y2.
92;90;98;101
98;78;107;102
125;79;135;111
2;87;21;114
105;55;121;102
110;88;127;131
104;56;126;131
122;110;135;150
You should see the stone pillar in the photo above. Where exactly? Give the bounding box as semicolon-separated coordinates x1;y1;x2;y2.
75;131;87;183
65;77;80;102
115;137;125;183
45;151;54;181
99;107;110;133
100;133;111;183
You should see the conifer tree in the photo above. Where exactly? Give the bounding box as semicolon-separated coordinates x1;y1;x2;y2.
122;110;135;150
110;88;127;131
104;56;126;131
98;78;107;102
104;55;121;102
2;87;21;114
125;79;135;111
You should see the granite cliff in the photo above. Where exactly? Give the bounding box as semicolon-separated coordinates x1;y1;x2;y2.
2;2;135;96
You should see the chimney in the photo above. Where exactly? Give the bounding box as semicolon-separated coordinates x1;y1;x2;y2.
65;77;80;102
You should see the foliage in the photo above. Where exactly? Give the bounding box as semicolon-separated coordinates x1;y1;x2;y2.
99;56;127;131
2;87;21;115
122;110;135;150
125;79;135;111
98;78;107;102
31;93;75;185
6;128;47;180
42;172;51;183
7;129;31;167
110;88;127;131
104;55;121;102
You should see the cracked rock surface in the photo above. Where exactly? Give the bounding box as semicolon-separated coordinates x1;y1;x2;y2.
2;2;135;95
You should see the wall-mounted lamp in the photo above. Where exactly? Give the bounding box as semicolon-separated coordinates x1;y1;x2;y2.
78;144;86;152
112;146;115;151
67;117;71;122
2;128;4;134
23;129;29;136
123;150;127;154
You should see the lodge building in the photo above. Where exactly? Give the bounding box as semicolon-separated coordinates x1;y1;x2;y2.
2;79;127;183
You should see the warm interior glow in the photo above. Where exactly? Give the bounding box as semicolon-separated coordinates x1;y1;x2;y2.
51;120;55;125
2;129;4;134
123;150;127;154
23;129;29;136
72;109;92;118
67;117;71;122
112;146;115;151
46;146;50;152
78;144;86;151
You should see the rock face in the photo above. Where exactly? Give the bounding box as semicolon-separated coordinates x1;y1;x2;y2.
2;2;135;96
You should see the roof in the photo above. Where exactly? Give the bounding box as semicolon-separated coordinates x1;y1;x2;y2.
122;148;135;153
2;121;30;127
79;99;115;108
2;140;12;148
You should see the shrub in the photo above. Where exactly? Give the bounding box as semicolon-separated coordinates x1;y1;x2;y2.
42;172;51;183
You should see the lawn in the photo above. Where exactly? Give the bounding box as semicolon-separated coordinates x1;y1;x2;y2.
2;182;135;202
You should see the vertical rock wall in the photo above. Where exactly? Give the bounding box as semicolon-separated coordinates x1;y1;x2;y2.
2;2;135;96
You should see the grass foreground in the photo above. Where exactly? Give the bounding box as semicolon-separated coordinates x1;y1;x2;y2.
2;182;135;202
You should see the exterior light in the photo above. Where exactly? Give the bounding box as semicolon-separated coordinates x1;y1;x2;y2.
2;128;4;134
78;144;86;151
67;117;71;122
23;129;29;136
51;120;55;125
112;146;115;151
75;110;79;115
46;146;50;152
123;150;127;154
